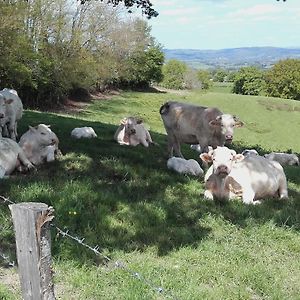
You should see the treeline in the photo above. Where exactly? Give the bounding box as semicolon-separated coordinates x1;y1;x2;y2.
160;58;300;100
0;0;164;108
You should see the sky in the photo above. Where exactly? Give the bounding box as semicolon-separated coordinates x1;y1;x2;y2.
144;0;300;50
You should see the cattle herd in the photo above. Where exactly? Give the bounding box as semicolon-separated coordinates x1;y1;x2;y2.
0;89;299;205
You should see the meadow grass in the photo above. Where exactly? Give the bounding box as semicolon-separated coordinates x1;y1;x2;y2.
0;88;300;299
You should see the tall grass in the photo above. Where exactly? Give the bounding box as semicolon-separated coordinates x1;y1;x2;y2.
0;89;300;299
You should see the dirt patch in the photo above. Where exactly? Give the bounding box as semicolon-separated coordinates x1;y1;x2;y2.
0;267;21;297
258;99;300;112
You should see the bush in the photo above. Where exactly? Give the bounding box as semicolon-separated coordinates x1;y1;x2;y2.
232;66;265;96
265;59;300;100
161;59;187;89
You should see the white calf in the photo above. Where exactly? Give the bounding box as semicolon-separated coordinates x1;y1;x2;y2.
200;146;288;204
71;127;97;139
167;157;203;176
19;124;60;166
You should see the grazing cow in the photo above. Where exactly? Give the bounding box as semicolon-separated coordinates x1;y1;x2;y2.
114;117;154;147
19;124;60;166
0;88;23;140
167;157;203;176
71;127;97;139
200;146;288;204
159;101;244;157
241;149;259;157
264;152;299;166
0;137;34;178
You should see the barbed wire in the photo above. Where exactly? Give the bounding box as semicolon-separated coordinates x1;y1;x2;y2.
0;196;179;299
53;224;179;300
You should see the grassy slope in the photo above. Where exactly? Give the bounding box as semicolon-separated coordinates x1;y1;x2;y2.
0;89;300;299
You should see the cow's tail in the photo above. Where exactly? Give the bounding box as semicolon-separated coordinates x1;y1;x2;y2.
159;102;170;115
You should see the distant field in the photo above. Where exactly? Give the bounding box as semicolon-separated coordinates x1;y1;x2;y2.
0;88;300;299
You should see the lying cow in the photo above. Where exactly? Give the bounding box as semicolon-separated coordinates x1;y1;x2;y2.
0;137;34;178
241;149;259;157
159;101;244;157
200;146;288;204
0;88;23;140
19;124;60;166
71;127;97;139
114;117;154;147
167;157;203;176
264;152;299;166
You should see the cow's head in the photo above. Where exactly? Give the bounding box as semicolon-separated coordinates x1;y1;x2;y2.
200;146;244;178
122;117;143;135
209;114;244;144
0;94;13;120
28;124;58;146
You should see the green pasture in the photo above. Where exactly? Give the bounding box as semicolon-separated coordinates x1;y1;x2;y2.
0;89;300;299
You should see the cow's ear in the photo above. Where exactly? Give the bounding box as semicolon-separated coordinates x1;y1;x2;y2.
29;125;38;132
233;154;244;162
209;118;221;127
4;98;13;104
120;118;127;125
200;153;212;163
233;116;244;127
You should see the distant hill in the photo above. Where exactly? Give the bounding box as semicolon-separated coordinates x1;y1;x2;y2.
163;47;300;70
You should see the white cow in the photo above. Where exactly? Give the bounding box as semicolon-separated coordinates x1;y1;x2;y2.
19;124;60;166
114;117;154;147
167;157;203;176
264;152;299;166
241;149;259;157
159;101;244;157
0;88;23;140
71;127;97;139
0;137;34;178
200;146;288;204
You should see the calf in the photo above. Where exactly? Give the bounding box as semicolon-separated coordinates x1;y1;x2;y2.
200;146;288;204
0;88;23;140
19;124;60;166
160;101;244;157
264;152;299;166
0;137;34;178
114;117;154;147
167;157;203;176
71;127;97;139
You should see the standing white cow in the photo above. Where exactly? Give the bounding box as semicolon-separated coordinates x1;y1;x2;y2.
264;152;299;166
19;124;60;166
114;117;154;147
159;101;244;157
0;138;34;178
200;146;288;204
71;127;97;139
0;88;23;140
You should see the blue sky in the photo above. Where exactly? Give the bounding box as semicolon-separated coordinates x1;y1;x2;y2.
145;0;300;50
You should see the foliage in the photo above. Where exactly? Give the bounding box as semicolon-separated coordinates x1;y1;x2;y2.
213;69;228;82
161;59;187;89
197;69;213;90
0;0;163;108
265;59;300;100
232;66;266;96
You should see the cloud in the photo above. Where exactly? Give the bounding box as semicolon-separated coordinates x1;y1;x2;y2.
229;4;281;18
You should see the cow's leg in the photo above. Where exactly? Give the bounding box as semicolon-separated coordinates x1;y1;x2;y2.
241;188;255;204
18;150;34;171
8;120;16;141
140;139;149;147
0;125;3;138
278;178;288;199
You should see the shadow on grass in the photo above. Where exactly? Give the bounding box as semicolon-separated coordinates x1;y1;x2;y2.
1;110;300;262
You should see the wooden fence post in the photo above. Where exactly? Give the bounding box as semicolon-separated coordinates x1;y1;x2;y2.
9;202;55;300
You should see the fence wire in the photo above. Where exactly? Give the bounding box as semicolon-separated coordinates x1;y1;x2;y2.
1;196;179;299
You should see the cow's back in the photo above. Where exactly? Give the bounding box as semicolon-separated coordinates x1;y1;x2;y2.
0;89;23;120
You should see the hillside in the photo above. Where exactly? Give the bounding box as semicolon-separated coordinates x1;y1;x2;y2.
163;47;300;70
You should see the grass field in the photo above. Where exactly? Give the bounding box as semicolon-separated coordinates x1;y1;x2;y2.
0;88;300;299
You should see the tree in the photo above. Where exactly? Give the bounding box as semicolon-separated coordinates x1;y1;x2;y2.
265;59;300;100
197;70;212;90
161;60;187;90
232;66;265;96
213;69;227;82
79;0;158;18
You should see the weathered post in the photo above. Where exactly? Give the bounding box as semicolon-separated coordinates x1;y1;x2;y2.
9;202;55;300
